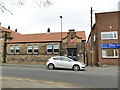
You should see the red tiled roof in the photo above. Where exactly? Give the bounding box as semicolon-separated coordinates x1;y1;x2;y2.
8;31;86;43
0;27;86;43
0;27;21;38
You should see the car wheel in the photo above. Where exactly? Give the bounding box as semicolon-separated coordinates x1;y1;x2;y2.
73;65;80;71
48;64;54;70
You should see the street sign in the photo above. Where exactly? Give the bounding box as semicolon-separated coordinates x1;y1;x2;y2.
100;43;120;48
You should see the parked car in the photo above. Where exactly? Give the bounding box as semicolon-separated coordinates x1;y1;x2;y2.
46;56;85;71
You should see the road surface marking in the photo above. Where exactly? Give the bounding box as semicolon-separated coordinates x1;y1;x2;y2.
0;77;75;86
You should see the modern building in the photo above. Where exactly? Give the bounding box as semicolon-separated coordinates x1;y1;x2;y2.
87;11;120;66
0;26;86;64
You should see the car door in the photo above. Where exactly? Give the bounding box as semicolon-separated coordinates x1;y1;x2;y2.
53;57;63;68
61;57;73;69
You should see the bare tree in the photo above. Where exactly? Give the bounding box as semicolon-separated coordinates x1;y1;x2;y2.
0;0;53;15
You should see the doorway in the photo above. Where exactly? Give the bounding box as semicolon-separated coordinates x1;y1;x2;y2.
67;48;78;61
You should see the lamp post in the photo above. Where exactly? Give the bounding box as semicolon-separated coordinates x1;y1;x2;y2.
60;16;62;41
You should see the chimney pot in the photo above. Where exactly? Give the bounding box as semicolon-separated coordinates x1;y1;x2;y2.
47;28;50;33
8;26;10;29
15;29;17;32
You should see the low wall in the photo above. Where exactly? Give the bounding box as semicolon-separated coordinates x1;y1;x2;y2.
6;55;59;64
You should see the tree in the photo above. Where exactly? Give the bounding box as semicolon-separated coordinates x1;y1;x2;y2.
0;0;53;15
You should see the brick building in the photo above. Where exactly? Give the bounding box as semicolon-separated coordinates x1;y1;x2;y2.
0;26;21;63
87;11;120;66
0;27;86;64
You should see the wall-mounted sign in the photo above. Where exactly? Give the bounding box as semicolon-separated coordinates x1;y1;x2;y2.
70;39;74;43
100;43;120;48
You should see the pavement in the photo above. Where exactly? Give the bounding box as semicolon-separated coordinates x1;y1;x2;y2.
1;63;119;72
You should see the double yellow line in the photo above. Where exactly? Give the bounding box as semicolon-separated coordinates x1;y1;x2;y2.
0;77;74;86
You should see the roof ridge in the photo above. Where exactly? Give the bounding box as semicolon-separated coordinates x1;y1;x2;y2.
22;31;85;36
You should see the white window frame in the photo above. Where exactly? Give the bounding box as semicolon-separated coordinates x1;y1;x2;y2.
47;44;52;54
53;44;59;54
15;45;20;54
10;45;14;54
33;45;38;54
27;45;32;54
102;49;119;58
93;35;96;42
101;31;118;40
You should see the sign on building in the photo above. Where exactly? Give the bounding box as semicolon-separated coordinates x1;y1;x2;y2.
101;43;120;48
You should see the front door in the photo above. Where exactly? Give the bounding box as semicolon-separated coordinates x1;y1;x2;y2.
67;48;77;58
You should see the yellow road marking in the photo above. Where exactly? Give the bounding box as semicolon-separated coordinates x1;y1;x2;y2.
0;77;74;86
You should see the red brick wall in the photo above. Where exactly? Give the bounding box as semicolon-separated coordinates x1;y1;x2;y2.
96;12;119;66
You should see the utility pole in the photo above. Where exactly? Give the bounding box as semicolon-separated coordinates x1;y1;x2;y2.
60;16;63;56
90;7;93;67
60;16;63;41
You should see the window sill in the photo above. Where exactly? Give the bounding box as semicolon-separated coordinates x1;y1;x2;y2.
27;53;33;54
53;53;59;55
10;53;14;54
33;53;38;55
102;57;119;59
101;38;118;40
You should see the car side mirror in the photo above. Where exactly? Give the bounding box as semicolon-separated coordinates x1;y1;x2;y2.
68;59;72;62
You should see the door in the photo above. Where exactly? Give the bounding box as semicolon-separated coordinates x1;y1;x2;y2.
61;57;73;68
67;48;77;60
52;57;63;68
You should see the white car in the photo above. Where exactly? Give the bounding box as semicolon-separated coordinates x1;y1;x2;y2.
46;56;85;71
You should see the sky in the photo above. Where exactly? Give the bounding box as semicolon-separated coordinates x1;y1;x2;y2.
0;0;119;41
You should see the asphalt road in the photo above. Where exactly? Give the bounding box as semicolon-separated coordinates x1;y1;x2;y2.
2;65;118;88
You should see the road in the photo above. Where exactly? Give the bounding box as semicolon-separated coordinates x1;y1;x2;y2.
1;65;119;88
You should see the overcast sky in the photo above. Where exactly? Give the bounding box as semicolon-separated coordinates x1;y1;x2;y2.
0;0;119;40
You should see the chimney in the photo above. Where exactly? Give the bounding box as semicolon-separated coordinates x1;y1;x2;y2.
68;29;76;36
15;29;17;32
69;29;75;32
8;26;10;29
47;28;50;33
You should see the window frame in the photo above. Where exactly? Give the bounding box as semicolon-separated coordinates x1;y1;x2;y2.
101;31;118;40
93;35;96;42
10;45;14;54
53;44;59;54
47;44;53;54
33;45;38;54
15;45;20;54
102;49;119;58
27;45;32;54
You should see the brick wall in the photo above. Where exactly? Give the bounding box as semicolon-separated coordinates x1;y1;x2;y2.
6;55;58;64
96;12;119;66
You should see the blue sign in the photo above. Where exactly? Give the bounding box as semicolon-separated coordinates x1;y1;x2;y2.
101;43;120;48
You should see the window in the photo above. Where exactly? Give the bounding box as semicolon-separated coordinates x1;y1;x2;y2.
53;57;60;60
61;57;69;61
93;35;96;42
10;45;14;54
27;45;32;54
15;45;20;54
47;44;52;54
101;31;118;40
102;49;119;58
53;44;59;54
34;45;38;54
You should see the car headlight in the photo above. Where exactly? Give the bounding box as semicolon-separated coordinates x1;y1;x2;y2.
80;63;85;65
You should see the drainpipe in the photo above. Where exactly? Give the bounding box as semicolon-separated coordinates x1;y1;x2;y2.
96;26;99;67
